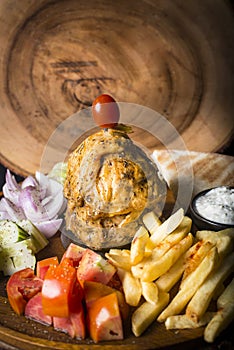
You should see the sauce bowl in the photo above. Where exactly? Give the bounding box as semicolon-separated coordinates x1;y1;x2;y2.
189;186;234;231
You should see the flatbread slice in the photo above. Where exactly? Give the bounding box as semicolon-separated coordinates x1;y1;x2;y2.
152;150;234;198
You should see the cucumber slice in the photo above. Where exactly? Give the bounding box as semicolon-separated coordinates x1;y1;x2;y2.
0;220;29;247
0;256;15;276
0;240;36;275
12;251;36;272
18;220;49;253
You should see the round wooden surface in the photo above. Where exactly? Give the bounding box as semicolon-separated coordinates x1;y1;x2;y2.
0;0;234;176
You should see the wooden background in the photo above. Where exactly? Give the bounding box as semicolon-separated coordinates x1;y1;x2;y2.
0;0;234;177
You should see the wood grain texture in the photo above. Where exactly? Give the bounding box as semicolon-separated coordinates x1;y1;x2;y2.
0;0;234;176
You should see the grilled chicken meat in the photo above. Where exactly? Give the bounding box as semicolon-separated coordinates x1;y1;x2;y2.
64;128;166;249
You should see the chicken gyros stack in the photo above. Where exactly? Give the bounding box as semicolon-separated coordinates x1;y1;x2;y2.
64;95;166;249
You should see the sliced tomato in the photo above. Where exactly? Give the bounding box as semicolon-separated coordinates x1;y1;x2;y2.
36;256;59;280
61;243;85;267
42;258;83;318
6;268;43;315
53;304;86;339
77;249;116;286
87;292;123;342
25;292;52;326
84;281;129;320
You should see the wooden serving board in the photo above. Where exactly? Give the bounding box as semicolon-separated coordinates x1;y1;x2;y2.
0;0;234;177
0;234;206;350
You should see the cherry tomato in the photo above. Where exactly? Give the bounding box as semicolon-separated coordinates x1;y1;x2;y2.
6;268;43;315
92;94;120;128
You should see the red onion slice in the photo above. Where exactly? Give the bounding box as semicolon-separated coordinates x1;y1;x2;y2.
0;197;26;221
21;175;38;189
34;218;63;238
1;169;66;238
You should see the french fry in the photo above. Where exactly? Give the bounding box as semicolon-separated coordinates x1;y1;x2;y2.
217;278;234;308
108;248;130;256
105;250;131;271
196;228;234;241
195;230;234;258
212;283;225;301
143;211;161;234
149;208;185;245
156;240;211;293
204;278;234;343
144;239;156;257
117;268;142;306
141;281;159;304
151;224;191;260
130;226;149;265
181;240;214;285
156;251;187;292
132;292;169;337
131;260;145;279
157;246;219;323
186;252;234;322
150;216;192;252
165;312;214;330
141;233;193;282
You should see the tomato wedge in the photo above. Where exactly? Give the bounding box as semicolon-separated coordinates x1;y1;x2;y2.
25;292;52;326
6;268;43;315
53;305;86;339
61;243;85;267
84;281;129;320
87;292;123;342
36;256;59;280
41;258;83;318
77;249;116;286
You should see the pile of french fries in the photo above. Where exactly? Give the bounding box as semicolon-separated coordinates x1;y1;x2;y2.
105;208;234;343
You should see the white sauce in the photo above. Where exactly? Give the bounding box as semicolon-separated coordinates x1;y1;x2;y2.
195;187;234;225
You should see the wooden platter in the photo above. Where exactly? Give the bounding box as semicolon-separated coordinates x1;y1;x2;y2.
0;233;204;350
0;0;234;177
0;188;233;349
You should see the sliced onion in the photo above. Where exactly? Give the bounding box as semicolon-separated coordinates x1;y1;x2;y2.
0;197;26;221
19;187;48;222
34;218;63;238
2;169;21;205
44;190;65;220
35;171;50;193
21;175;38;189
20;186;65;222
36;171;64;200
0;198;12;220
1;168;66;238
41;195;53;206
6;169;20;191
0;211;11;220
57;197;67;216
2;183;19;206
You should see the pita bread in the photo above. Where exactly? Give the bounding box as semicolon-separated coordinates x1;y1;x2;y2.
152;150;234;201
